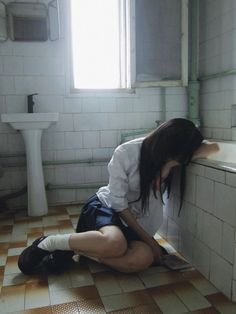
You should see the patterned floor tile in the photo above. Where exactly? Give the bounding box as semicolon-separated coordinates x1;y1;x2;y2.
0;204;235;313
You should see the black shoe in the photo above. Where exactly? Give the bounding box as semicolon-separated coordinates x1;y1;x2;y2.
18;236;75;275
40;250;75;274
18;236;50;275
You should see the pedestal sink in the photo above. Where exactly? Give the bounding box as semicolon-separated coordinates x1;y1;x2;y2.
1;113;59;216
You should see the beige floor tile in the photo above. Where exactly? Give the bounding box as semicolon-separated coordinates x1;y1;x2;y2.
50;285;99;305
101;290;153;312
28;219;43;228
0;250;7;266
43;226;60;236
69;265;94;288
9;240;27;248
171;282;212;311
27;232;44;246
59;227;75;234
3;272;30;286
11;233;27;242
11;227;28;237
93;271;122;296
66;205;82;215
0;284;26;313
56;214;73;221
0;204;233;314
139;269;184;288
8;247;26;256
182;270;218;296
25;280;50;309
42;217;58;227
4;255;21;275
48;272;73;292
149;285;188;314
116;273;145;292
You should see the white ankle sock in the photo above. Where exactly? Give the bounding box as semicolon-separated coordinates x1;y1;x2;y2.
38;234;71;252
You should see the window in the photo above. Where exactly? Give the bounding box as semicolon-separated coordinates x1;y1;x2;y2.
70;0;188;91
70;0;130;90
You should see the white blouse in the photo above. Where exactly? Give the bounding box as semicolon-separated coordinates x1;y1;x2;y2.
97;137;163;236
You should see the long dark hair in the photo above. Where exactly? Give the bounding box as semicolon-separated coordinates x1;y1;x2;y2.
139;118;203;215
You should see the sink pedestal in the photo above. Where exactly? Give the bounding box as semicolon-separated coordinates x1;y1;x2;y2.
22;129;47;216
1;113;59;216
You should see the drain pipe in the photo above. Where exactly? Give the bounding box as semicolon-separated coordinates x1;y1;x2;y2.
188;0;201;127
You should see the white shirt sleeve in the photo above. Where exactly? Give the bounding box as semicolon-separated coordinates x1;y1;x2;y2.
105;146;130;212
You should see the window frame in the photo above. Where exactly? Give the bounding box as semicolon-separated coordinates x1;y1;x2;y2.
67;0;189;95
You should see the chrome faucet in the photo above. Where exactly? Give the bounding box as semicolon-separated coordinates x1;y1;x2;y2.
27;93;38;113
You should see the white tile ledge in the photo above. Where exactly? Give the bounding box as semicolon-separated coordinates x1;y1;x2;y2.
193;159;236;174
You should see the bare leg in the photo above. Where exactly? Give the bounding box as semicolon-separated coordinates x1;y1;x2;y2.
99;241;154;273
69;225;128;258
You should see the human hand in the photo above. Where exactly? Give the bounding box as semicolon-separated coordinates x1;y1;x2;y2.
192;141;220;160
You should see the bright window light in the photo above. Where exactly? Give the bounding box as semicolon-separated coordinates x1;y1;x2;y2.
71;0;128;89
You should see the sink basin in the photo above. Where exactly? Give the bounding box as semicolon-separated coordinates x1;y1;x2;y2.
1;112;59;216
1;113;59;130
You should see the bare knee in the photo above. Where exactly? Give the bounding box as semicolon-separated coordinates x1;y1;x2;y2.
99;228;127;258
117;243;154;273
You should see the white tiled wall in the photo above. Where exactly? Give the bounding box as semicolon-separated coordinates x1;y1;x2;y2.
199;0;236;140
159;162;236;301
0;0;187;206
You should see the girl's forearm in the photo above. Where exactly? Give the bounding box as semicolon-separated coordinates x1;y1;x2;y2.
119;208;157;246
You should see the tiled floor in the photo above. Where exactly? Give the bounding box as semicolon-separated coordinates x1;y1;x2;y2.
1;205;236;314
